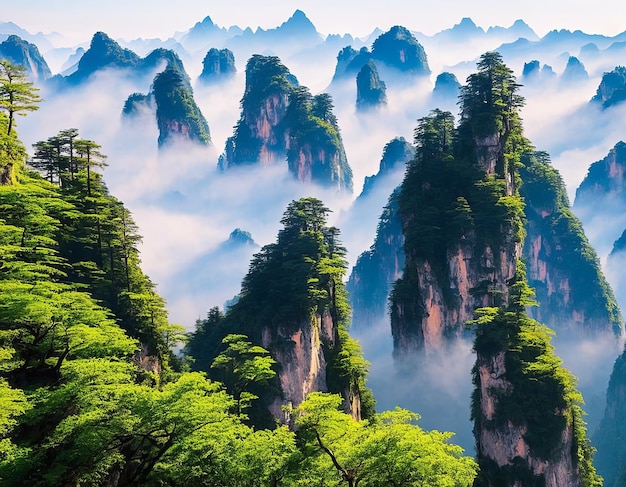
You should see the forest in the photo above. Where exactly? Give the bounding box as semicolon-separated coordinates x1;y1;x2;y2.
0;60;478;486
0;29;615;485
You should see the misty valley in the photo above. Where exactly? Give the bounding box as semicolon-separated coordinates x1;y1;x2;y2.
3;9;626;486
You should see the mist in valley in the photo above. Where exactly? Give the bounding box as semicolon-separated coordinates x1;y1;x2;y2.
10;12;626;459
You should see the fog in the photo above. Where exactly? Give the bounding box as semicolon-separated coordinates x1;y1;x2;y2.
13;19;626;455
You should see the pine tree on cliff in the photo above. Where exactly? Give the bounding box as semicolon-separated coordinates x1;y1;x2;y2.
470;262;601;487
187;197;374;426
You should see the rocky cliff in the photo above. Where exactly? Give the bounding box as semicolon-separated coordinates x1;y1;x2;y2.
152;67;211;147
593;348;626;487
575;140;626;210
59;32;190;87
198;48;236;84
521;151;621;333
432;71;461;99
119;49;209;148
349;54;620;354
356;61;387;111
389;61;525;355
591;66;626;108
332;25;429;81
193;198;372;424
347;137;414;329
0;34;51;81
220;55;353;191
471;264;600;487
561;55;588;83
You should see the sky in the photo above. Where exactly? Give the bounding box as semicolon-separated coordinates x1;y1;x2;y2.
2;0;625;44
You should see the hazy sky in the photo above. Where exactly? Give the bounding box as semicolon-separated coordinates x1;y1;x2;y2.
2;0;625;44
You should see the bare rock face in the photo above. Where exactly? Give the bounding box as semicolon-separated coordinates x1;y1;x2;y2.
220;55;353;190
263;310;347;420
391;235;520;357
198;47;236;84
474;346;583;487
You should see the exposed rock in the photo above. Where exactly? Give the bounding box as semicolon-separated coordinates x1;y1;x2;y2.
371;25;430;75
198;48;236;83
432;71;461;99
0;34;51;81
220;55;352;191
521;151;621;333
574;141;626;211
152;68;211;147
263;310;336;420
561;55;588;82
347;188;404;329
473;331;586;487
594;348;626;486
356;60;387;111
591;65;626;108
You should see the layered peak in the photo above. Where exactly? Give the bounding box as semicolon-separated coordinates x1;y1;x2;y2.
220;54;352;191
371;25;430;75
0;34;51;81
280;9;317;34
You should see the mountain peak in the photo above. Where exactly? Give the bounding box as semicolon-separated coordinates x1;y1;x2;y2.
455;17;481;32
280;9;316;32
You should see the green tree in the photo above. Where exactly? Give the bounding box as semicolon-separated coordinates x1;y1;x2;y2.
0;60;42;136
211;334;276;414
74;138;107;196
295;392;477;486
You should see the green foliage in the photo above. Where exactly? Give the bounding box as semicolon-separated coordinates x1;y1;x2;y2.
152;67;211;146
520;150;622;331
459;51;524;139
0;60;42;136
470;262;601;485
187;197;373;422
390;53;531;347
294;392;477;486
211;334;276;414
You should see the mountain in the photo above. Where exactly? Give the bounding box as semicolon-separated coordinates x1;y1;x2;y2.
520;151;621;333
574;141;626;213
432;71;461;99
180;15;232;52
386;54;618;356
151;67;211;147
219;54;353;191
57;32;192;88
471;263;601;486
594;343;626;486
521;59;556;82
0;21;57;51
225;10;323;61
591;66;626;108
359;136;414;197
186;198;375;425
332;25;429;82
561;55;588;82
198;47;236;84
356;60;387;111
63;31;141;84
346;138;414;329
370;25;430;75
0;34;51;81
